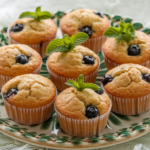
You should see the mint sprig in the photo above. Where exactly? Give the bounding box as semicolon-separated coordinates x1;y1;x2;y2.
46;32;89;55
65;74;100;91
19;6;51;22
103;21;135;43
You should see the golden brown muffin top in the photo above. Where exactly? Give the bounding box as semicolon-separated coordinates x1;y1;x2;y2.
9;18;57;44
103;31;150;64
60;9;109;38
0;44;42;77
47;45;99;78
2;74;56;108
55;87;111;119
103;64;150;98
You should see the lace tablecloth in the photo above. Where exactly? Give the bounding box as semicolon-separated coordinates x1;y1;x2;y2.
0;0;150;149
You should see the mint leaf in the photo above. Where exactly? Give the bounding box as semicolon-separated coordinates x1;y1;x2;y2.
19;6;51;21
46;32;89;55
65;74;100;91
103;21;135;43
65;80;79;89
71;32;89;49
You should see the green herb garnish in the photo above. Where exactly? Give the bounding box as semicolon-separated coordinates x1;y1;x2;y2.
19;6;51;22
65;74;100;91
103;21;135;43
46;32;89;55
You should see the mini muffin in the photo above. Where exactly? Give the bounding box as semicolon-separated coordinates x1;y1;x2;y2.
55;87;111;137
2;74;57;125
103;31;150;70
47;45;100;91
8;18;57;58
102;63;150;115
0;44;42;89
60;9;110;53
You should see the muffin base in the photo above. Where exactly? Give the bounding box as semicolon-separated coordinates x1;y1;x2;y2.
46;58;100;91
2;89;57;125
0;60;42;89
103;52;150;70
107;93;150;115
55;101;112;137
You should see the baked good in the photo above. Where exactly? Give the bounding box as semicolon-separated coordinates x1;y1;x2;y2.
55;86;111;137
8;18;57;58
2;74;57;125
103;30;150;70
0;44;42;89
102;63;150;115
60;9;110;53
47;45;100;91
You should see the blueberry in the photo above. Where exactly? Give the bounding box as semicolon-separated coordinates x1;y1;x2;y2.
16;54;28;64
3;88;18;100
101;75;113;86
95;88;104;94
127;45;140;56
10;23;23;32
81;26;92;37
142;73;150;83
94;12;103;18
86;106;99;119
83;55;95;65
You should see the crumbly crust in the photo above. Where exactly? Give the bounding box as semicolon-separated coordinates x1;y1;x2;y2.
47;45;99;78
9;18;57;44
104;64;150;98
0;44;42;77
103;31;150;64
2;74;56;108
55;87;111;119
60;9;110;38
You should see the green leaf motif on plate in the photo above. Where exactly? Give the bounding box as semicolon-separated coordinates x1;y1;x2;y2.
132;125;145;132
141;28;150;34
88;137;99;143
39;136;51;142
124;18;133;23
118;130;130;137
71;139;83;145
114;113;130;121
55;138;68;143
22;132;36;138
143;119;150;125
109;113;121;125
103;13;111;20
112;15;122;22
103;133;116;141
132;22;143;30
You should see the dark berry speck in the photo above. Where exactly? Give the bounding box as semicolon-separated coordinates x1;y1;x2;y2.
16;54;28;64
10;23;23;32
83;55;95;65
128;45;140;56
95;88;104;94
142;73;150;83
101;75;113;86
86;106;99;119
81;26;92;37
3;88;18;100
94;12;103;18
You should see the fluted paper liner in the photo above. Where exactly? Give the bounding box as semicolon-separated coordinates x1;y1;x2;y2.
107;94;150;115
0;60;42;89
2;89;57;125
7;27;54;59
46;58;100;91
55;101;112;137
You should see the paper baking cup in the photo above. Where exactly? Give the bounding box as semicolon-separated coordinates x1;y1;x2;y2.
0;60;42;90
7;27;54;59
2;90;57;125
46;58;100;91
107;93;150;115
61;30;106;53
55;101;112;137
103;52;150;71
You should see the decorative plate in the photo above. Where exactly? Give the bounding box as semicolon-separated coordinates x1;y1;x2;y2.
0;12;150;149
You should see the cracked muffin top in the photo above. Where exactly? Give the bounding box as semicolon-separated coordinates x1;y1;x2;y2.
47;45;99;78
55;87;111;120
0;44;42;77
60;9;109;38
9;18;57;44
102;64;150;98
103;31;150;64
2;74;56;108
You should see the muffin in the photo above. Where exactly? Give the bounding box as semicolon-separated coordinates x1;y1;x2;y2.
2;74;57;125
55;87;111;137
103;30;150;70
47;45;100;91
0;44;42;89
60;9;110;53
8;18;57;58
102;63;150;115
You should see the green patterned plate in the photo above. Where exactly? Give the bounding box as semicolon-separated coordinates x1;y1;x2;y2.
0;12;150;149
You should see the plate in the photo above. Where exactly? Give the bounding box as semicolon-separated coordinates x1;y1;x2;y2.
0;12;150;149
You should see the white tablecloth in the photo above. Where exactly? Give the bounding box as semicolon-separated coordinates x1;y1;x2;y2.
0;0;150;149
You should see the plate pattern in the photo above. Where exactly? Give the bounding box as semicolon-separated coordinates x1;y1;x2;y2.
0;12;150;149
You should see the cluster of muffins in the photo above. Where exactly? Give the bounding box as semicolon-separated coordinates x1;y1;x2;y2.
1;7;150;138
